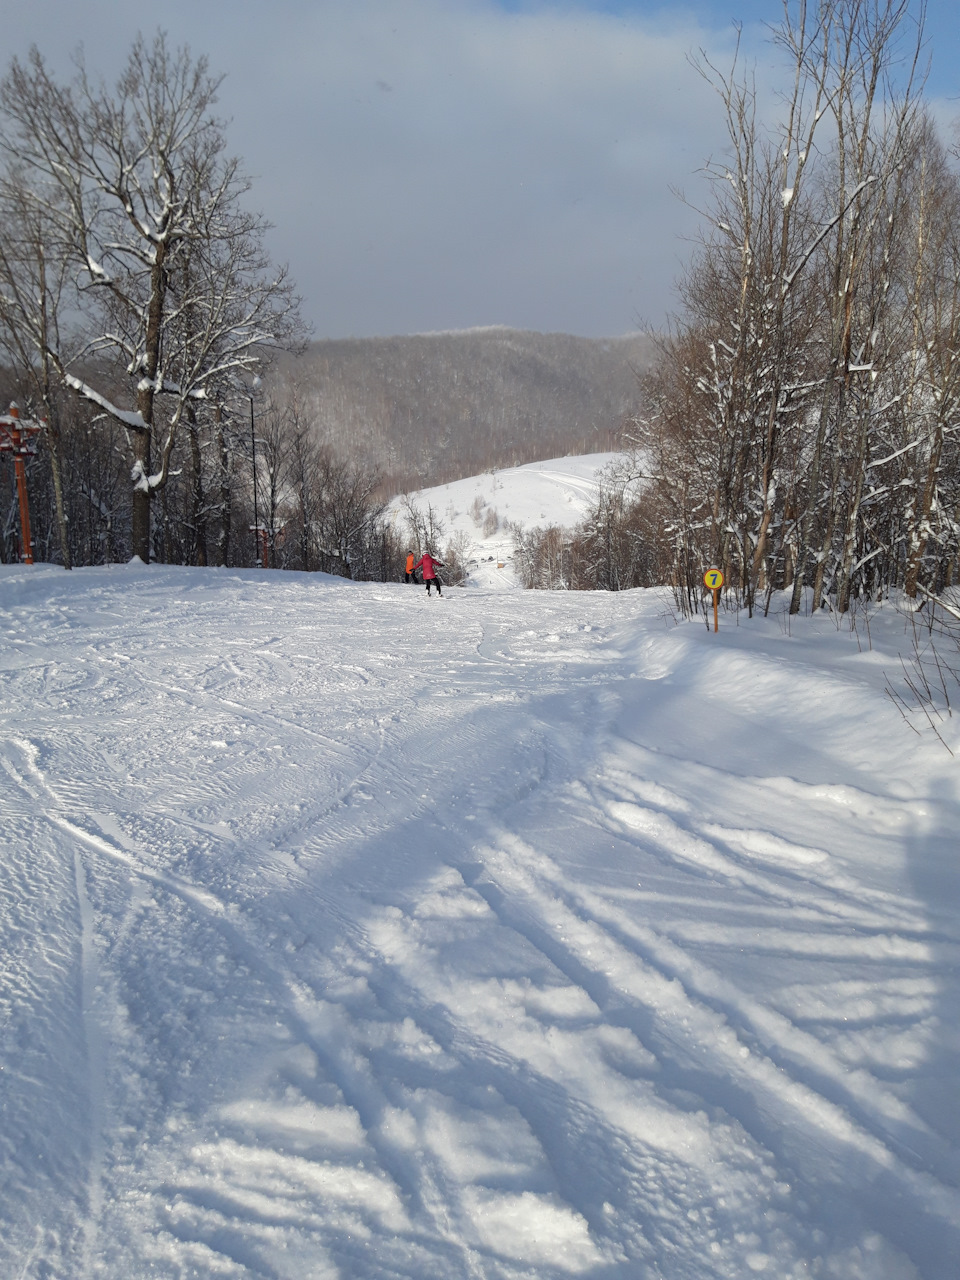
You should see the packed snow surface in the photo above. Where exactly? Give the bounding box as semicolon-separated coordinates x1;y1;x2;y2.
2;561;959;1279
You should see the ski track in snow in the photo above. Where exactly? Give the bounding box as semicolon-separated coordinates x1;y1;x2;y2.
1;563;959;1279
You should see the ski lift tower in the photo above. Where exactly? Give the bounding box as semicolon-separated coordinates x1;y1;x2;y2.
0;403;42;564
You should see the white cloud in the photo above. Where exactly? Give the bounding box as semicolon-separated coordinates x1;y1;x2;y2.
0;0;771;336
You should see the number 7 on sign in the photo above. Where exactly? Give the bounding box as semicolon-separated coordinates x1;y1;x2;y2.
702;567;724;632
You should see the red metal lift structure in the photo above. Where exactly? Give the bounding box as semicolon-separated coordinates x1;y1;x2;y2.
0;403;43;564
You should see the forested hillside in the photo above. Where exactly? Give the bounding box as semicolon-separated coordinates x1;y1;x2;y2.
0;327;649;570
273;328;652;493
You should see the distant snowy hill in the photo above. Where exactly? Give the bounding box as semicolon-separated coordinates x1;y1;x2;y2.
2;562;959;1278
390;451;617;588
276;328;651;491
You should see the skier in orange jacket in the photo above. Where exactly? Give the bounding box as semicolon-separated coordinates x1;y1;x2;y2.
405;552;417;583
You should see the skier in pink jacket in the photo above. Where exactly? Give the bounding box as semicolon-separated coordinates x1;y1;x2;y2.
414;551;444;596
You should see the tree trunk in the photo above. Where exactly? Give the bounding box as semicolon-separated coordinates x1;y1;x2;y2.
791;375;846;615
215;404;231;567
835;412;870;612
43;401;72;570
189;409;208;567
904;418;944;598
131;240;168;564
130;427;151;562
811;433;846;611
161;483;174;565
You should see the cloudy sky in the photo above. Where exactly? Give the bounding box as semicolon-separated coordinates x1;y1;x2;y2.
4;0;957;339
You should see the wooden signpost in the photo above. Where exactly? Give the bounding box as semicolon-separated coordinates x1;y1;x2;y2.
703;566;724;633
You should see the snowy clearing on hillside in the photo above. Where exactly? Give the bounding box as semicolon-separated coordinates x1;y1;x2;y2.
2;561;959;1279
389;453;618;589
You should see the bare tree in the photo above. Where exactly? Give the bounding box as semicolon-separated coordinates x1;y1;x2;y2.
400;496;445;560
898;119;960;598
626;0;933;614
0;33;303;562
783;0;926;613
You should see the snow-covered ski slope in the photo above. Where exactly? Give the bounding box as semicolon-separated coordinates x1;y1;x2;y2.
2;561;959;1280
389;452;618;589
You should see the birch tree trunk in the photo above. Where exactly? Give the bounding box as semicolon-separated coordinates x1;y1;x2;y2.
215;404;232;568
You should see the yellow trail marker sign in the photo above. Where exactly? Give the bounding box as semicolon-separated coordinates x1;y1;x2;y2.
703;567;724;632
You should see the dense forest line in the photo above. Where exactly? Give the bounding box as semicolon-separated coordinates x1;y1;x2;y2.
510;0;960;614
274;329;652;495
641;0;960;616
0;326;649;571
